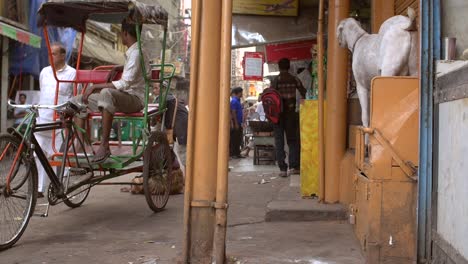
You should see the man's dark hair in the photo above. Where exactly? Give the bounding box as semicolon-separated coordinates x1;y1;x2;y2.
278;58;290;71
121;19;143;39
231;87;243;95
19;93;26;99
51;42;66;54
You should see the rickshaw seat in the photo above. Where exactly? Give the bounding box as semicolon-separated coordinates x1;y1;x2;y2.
75;69;122;84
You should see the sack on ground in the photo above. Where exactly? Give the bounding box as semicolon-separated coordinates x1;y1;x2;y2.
130;168;184;195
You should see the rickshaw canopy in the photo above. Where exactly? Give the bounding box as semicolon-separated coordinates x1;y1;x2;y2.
37;0;169;31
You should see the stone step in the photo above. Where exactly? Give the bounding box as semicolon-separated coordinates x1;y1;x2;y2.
265;200;347;222
265;185;347;222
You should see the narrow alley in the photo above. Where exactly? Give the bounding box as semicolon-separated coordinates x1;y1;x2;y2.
1;157;363;264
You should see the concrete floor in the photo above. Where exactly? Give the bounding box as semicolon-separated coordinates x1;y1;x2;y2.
226;157;363;263
1;157;364;263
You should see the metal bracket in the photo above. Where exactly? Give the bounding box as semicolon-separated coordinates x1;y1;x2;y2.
358;127;418;182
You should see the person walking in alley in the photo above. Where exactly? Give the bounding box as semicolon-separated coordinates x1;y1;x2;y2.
273;58;306;177
36;42;76;197
230;87;245;159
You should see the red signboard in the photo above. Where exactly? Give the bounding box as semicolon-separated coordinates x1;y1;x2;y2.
243;52;264;81
265;40;316;63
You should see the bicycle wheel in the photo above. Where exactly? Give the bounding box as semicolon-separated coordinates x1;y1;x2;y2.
63;181;91;208
0;134;37;250
62;168;92;208
143;131;173;212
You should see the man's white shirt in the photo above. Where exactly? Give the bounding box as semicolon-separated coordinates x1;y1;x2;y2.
112;42;150;106
38;64;76;123
255;102;265;121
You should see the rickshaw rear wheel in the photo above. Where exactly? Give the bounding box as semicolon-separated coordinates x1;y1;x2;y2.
63;183;91;208
143;131;173;212
62;168;93;208
0;134;37;251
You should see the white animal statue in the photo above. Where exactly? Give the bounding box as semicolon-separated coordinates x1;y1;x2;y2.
337;8;418;129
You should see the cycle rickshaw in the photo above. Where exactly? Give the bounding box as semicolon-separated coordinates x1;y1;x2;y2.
0;0;176;250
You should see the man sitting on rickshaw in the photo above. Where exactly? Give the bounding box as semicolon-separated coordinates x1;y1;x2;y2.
71;18;150;163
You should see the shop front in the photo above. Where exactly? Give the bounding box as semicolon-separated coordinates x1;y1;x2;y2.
332;1;422;263
182;0;424;262
0;17;41;133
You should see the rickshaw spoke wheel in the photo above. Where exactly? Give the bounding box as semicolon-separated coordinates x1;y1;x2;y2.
0;134;37;251
62;170;92;208
143;131;172;212
63;184;91;208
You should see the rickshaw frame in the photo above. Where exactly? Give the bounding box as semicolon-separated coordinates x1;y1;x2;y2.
0;0;177;251
37;0;176;169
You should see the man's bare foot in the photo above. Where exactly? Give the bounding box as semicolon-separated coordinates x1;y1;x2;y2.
91;145;111;164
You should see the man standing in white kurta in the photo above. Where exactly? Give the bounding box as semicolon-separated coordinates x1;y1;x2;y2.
36;43;76;197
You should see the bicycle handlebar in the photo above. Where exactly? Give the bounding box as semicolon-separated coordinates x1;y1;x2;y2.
7;100;78;111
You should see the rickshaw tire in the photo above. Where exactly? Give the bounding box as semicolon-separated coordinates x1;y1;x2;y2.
63;184;91;208
0;134;37;251
143;131;173;212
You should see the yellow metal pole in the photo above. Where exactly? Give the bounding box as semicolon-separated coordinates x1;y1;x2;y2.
182;0;201;261
325;0;350;203
213;0;232;263
371;0;395;33
317;0;325;201
182;0;229;262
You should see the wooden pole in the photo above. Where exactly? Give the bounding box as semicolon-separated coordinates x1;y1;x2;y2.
317;0;326;201
325;0;350;203
183;0;201;261
213;0;233;262
183;0;231;262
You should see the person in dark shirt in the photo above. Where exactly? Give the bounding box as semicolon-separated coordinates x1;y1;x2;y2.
230;87;244;158
153;83;189;165
272;58;306;177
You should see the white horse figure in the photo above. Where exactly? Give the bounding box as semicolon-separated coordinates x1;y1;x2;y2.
337;8;418;130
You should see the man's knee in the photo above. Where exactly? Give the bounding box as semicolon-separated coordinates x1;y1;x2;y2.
70;94;82;105
100;88;113;96
96;88;116;114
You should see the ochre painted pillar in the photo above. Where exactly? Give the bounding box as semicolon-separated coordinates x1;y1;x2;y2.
183;0;232;263
325;0;350;203
371;0;395;33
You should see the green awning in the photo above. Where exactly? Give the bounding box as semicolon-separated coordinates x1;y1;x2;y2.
0;21;41;48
